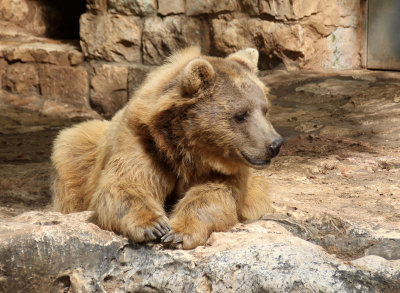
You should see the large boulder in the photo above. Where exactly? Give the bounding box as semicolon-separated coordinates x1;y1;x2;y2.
142;15;209;65
80;13;142;63
211;17;316;70
0;211;399;292
89;64;129;118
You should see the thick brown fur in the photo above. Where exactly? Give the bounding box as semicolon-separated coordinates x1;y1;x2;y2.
51;47;282;249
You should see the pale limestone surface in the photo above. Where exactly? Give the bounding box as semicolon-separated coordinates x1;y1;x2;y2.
0;211;399;292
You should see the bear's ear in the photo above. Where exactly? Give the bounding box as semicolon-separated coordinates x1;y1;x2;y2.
181;59;215;95
227;48;259;72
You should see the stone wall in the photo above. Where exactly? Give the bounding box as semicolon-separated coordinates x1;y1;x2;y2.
80;0;362;117
81;0;362;70
0;0;363;121
0;0;85;38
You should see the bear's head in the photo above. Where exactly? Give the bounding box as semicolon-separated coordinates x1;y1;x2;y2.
177;48;284;171
133;47;283;175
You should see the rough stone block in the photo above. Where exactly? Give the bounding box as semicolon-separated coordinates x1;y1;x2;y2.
211;18;315;70
211;18;254;54
86;0;107;12
0;0;29;23
186;0;239;15
240;0;260;15
2;63;39;94
0;92;100;125
307;0;359;29
337;0;360;27
90;64;129;118
259;0;320;20
127;64;155;97
142;15;208;65
38;65;88;105
0;41;84;66
80;13;142;63
68;51;85;65
158;0;185;15
108;0;157;15
0;0;61;36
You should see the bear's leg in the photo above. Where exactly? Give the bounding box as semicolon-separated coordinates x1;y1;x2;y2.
51;120;108;213
90;183;171;242
238;175;275;221
162;183;238;249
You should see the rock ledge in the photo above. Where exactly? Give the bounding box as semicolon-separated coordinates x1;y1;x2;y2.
1;211;399;292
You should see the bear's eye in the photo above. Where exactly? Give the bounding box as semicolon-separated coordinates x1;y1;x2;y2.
234;112;248;123
263;107;268;116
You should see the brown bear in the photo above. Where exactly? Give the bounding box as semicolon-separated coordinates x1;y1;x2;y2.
51;47;283;249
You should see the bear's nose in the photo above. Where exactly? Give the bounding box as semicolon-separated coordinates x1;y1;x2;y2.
267;137;284;157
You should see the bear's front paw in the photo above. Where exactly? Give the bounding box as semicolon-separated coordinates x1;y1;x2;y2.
144;217;171;240
125;216;171;242
161;229;205;249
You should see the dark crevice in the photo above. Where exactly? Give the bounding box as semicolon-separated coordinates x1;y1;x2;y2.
258;53;283;70
35;0;87;39
52;275;71;293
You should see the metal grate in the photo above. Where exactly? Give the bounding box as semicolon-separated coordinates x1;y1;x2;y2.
367;0;400;70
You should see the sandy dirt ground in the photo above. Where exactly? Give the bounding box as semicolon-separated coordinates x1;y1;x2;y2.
0;70;399;260
260;70;400;260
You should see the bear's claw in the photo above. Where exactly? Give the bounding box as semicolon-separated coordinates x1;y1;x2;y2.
159;219;171;233
144;230;158;240
161;230;183;245
140;217;171;241
153;224;164;237
161;232;174;243
153;220;170;236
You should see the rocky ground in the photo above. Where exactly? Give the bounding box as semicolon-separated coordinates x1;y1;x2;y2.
0;70;399;292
